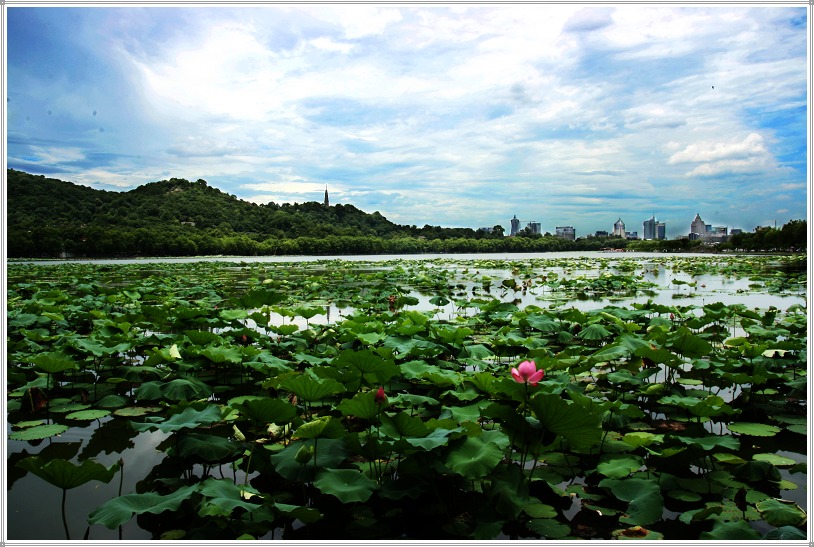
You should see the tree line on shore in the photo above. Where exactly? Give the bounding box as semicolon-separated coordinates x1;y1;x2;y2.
7;169;805;258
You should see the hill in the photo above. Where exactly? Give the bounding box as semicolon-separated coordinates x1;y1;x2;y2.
6;169;505;257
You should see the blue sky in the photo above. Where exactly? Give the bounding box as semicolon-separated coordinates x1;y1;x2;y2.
6;4;808;238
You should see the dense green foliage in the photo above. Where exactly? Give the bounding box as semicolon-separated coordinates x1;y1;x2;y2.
7;169;804;258
6;255;808;540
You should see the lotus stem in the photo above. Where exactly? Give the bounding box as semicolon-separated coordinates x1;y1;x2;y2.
61;488;70;540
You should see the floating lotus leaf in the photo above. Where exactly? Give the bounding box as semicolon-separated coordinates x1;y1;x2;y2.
727;422;781;436
752;453;797;467
9;423;69;441
762;526;807;540
527;518;571;539
113;406;162;417
65;409;111;421
313;468;376;503
50;403;91;414
756;498;806;527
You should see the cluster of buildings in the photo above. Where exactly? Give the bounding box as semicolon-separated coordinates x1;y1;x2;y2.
503;213;742;242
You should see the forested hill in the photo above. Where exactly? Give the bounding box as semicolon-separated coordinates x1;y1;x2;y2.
6;169;509;257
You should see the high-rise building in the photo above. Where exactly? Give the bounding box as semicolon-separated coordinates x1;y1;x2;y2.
643;216;666;240
613;218;625;237
555;226;575;240
323;186;329;207
690;214;706;237
527;222;541;235
656;222;666;240
510;215;520;236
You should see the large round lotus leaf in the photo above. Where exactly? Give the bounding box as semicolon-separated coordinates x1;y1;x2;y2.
752;453;797;467
444;436;503;480
338;390;382;420
113;406;162;417
280;374;344;402
49;403;91;414
727;422;781;437
756;498;807;527
597;455;645;479
66;409;111;421
9;423;69;441
232;396;297;425
699;519;761;540
96;395;129;409
313;468;376;503
526;392;602;449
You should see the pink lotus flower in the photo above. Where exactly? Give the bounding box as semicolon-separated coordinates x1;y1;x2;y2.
511;360;545;386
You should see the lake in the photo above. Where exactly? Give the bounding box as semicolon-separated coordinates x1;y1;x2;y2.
6;252;808;540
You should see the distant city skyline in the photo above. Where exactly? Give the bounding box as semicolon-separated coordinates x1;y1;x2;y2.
7;5;807;239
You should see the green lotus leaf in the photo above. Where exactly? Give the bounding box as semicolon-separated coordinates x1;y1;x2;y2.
196;477;262;517
524;502;558;519
527;518;571;539
177;433;243;464
699;519;762;540
96;394;129;409
313;468;377;503
17;456;119;490
666;327;713;358
597;455;644;479
526;392;602;449
279;374;344;402
379;411;430;440
198;344;243;364
65;409;111;421
727;422;781;436
31;352;78;374
293;416;346;440
673;434;740;451
338;390;383;420
9;423;69;441
752;453;797;467
12;420;45;429
131;404;223;433
445;436;503;480
756;498;807;527
404;427;462;451
577;323;612;341
762;526;807;540
113;406;162;417
599;478;663;526
50;403;92;414
231;396;297;426
88;484;198;529
161;378;213;401
269;439;348;482
611;526;664;540
667;490;702;502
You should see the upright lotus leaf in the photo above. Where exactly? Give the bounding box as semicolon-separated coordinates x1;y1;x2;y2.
666;327;713;358
333;348;398;385
338;390;383;420
293;306;325;321
270;438;349;482
526;392;602;450
445;436;504;480
313;468;377;503
488;464;529;519
176;433;244;465
31;352;78;375
17;457;119;490
293;416;346;440
198;344;243;364
598;477;663;526
231;396;297;426
279;374;344;403
161;377;213;401
196;478;262;517
576;323;612;341
88;484;198;529
379;411;430;440
131;404;223;433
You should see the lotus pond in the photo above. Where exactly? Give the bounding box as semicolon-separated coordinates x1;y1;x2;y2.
5;252;809;541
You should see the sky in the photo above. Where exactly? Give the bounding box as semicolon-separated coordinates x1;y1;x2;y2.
5;3;809;238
